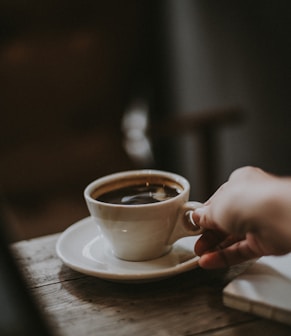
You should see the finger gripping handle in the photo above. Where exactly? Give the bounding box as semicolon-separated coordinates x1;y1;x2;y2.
167;201;204;244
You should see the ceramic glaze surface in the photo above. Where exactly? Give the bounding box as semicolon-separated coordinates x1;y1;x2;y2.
84;170;203;261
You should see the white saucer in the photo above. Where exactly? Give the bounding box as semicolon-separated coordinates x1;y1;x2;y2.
56;217;201;283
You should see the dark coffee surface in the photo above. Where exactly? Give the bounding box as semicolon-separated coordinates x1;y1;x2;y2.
96;183;181;205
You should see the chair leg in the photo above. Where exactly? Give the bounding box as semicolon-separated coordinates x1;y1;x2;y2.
197;126;218;201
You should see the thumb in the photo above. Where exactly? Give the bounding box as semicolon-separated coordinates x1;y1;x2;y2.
192;205;218;231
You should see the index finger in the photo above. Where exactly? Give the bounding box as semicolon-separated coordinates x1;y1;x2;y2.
198;239;261;269
194;229;228;256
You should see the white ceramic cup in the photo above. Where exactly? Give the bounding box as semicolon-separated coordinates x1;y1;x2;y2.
84;169;203;261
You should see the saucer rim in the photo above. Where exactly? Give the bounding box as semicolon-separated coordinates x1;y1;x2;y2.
56;216;200;283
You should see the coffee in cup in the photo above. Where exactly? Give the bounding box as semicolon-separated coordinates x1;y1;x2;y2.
84;170;203;261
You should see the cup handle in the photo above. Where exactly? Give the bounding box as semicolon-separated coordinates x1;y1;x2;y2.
167;201;204;245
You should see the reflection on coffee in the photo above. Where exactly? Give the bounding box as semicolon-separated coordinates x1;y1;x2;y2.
96;183;181;205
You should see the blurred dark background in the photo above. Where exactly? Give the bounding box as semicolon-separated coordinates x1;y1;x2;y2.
0;0;290;241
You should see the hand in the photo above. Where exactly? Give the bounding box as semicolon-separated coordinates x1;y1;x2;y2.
193;166;291;269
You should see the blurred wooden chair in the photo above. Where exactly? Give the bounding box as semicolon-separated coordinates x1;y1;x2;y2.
122;103;243;200
149;106;243;200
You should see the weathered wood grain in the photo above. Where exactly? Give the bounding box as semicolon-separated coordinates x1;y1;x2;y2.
11;234;291;336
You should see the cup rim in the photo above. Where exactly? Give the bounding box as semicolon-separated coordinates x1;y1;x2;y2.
84;169;190;208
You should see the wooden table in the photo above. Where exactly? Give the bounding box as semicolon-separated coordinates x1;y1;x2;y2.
12;233;291;336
